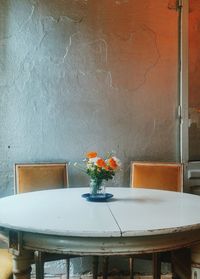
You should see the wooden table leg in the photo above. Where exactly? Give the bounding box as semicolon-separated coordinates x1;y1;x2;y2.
12;250;33;279
153;252;161;279
102;256;109;279
171;248;191;279
93;256;99;279
129;256;134;279
35;251;44;279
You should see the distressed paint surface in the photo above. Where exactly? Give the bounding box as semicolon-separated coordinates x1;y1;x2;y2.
0;0;179;197
2;188;200;236
1;188;200;279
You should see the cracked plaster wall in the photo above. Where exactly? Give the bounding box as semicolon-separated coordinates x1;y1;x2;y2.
0;0;179;198
0;0;179;275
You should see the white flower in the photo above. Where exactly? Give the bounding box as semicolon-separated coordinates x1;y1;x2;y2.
88;157;100;165
87;160;96;171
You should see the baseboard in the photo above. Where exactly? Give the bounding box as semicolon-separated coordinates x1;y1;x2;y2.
132;275;172;279
39;274;173;279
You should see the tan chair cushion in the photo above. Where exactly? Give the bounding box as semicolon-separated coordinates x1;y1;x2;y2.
0;249;12;279
131;162;183;192
15;163;68;193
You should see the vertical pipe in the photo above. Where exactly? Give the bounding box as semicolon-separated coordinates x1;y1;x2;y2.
179;0;189;192
179;0;189;164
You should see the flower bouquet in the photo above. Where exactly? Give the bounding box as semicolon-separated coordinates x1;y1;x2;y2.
75;151;121;196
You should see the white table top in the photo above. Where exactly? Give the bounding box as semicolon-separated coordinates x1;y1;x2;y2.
0;187;200;238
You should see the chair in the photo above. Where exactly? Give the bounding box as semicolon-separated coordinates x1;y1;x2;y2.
0;162;71;279
130;161;183;279
130;161;183;191
99;161;183;279
14;163;68;193
0;248;12;279
0;220;13;279
15;163;71;279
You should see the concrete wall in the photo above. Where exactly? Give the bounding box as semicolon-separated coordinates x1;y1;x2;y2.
0;0;179;197
0;0;180;275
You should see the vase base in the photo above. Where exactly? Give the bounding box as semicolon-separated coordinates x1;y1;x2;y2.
81;193;113;202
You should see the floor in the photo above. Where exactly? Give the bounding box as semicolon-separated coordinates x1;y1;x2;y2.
31;275;173;279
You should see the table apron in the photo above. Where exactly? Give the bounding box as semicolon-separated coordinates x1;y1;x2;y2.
19;229;200;256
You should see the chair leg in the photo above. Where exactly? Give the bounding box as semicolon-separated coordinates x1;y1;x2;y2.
66;258;70;279
153;253;161;279
129;256;134;279
35;251;44;279
171;248;191;279
93;256;99;279
102;256;109;279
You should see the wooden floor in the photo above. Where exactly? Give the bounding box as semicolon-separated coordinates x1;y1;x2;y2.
31;275;173;279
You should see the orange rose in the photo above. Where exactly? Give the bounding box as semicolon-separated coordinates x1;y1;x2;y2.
86;152;97;159
103;165;109;171
96;158;106;168
108;157;118;170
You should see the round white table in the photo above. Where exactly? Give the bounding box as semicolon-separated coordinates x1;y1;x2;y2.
1;187;200;278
